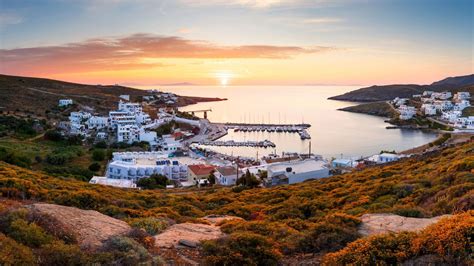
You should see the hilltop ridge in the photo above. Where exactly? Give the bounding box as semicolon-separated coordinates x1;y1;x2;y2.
329;74;474;102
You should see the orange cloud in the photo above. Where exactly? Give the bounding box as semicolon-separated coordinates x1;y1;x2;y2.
0;33;336;76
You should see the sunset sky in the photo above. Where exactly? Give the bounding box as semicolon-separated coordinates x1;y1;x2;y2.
0;0;472;86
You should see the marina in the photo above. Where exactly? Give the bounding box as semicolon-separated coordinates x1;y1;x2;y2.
223;123;311;139
199;139;276;148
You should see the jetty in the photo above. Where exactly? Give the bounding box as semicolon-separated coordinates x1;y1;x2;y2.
223;123;311;140
199;139;276;148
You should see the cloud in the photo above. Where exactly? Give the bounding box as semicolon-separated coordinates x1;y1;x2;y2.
302;17;343;24
180;0;307;8
0;12;23;28
0;33;336;75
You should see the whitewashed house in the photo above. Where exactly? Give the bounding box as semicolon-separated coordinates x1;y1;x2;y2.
421;104;437;116
106;152;189;182
423;91;434;97
434;100;453;111
367;153;401;164
453;92;470;101
392;97;408;107
442;111;462;123
59;99;73;107
87;116;109;129
453;100;470;111
69;111;92;124
432;91;452;100
398;105;416;120
455;116;474;129
214;166;242;186
267;159;330;185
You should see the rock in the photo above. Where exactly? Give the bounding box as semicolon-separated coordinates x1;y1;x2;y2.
201;214;244;225
28;203;131;250
358;213;450;236
178;239;198;248
154;223;224;248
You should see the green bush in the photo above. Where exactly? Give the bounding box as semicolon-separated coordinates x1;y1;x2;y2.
44;130;63;141
92;149;106;161
103;236;150;264
7;219;53;248
0;233;36;265
128;217;169;235
202;232;282;265
37;241;86;265
136;174;168;189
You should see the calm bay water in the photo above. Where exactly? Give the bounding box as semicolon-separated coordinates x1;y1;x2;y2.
139;85;437;159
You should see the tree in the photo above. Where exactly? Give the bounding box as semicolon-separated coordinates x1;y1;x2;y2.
207;171;216;185
136;174;168;189
236;170;261;188
92;149;105;161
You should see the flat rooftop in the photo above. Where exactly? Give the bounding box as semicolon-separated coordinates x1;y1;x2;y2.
268;159;327;174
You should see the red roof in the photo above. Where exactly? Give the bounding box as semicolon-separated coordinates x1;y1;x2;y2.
188;164;216;176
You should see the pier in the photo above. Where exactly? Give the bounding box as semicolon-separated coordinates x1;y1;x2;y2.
223;123;311;140
199;139;276;148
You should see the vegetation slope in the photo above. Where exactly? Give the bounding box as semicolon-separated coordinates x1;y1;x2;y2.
0;140;472;264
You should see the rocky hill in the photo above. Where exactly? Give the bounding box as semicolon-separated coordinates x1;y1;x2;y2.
329;74;474;102
0;74;223;117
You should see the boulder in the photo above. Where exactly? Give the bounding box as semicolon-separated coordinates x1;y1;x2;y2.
359;213;450;236
28;203;131;250
154;223;223;248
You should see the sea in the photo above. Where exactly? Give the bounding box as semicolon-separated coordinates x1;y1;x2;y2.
137;85;437;159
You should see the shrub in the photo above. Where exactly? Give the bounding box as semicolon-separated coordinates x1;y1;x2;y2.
0;233;36;265
37;241;86;265
202;232;282;265
103;236;150;264
88;162;101;172
128;217;169;235
45;153;68;165
136;174;168;189
298;221;360;253
7;219;53;248
92;149;106;161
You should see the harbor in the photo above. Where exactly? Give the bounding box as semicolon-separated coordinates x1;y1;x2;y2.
198;139;276;148
222;123;312;140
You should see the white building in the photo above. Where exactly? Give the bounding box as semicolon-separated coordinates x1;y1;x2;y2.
117;125;157;144
332;159;356;168
453;92;470;101
423;91;434;97
453;100;470;111
392;97;408;107
267;159;330;186
433;100;453;111
367;153;401;164
432;91;452;100
455;116;474;129
89;176;137;188
442;111;462;123
106;152;190;182
87;116;109;129
59;99;73;107
69;111;92;125
214;166;242;186
119;95;130;101
118;100;142;113
398;105;416;120
421;104;437;116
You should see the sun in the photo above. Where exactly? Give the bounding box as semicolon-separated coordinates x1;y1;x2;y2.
215;71;233;86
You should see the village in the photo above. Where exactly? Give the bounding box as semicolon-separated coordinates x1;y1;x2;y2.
392;90;473;130
56;93;434;190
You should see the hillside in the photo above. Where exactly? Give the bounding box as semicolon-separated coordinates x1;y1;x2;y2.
338;101;397;118
0;74;223;117
329;74;474;102
0;140;472;264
